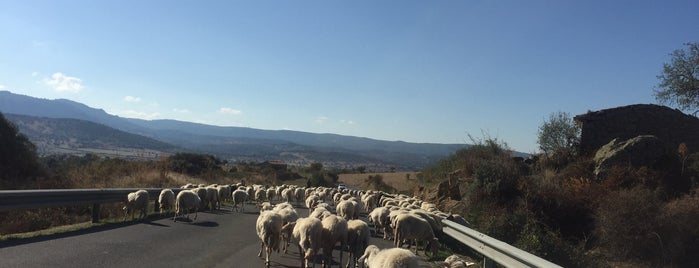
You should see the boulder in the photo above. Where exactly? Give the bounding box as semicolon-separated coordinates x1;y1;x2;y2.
593;135;667;180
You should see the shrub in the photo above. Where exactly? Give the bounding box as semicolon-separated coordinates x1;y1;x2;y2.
596;186;662;261
657;192;699;266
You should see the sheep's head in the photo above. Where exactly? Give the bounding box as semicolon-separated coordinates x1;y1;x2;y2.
358;245;380;267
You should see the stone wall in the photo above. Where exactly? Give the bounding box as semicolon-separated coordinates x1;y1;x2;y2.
574;104;699;155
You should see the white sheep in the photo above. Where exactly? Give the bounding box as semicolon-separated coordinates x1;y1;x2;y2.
256;210;283;268
320;214;348;267
346;219;370;268
282;216;323;268
174;189;201;222
205;186;220;211
259;201;274;212
282;188;295;204
393;213;440;257
123;189;149;221
158;189;175;214
358;245;419;268
217;185;231;205
266;187;277;203
305;195;319;215
443;254;474;268
246;186;256;203
232;189;249;212
273;204;299;254
368;207;391;239
310;207;333;220
336;200;357;221
191;187;208;211
255;188;268;204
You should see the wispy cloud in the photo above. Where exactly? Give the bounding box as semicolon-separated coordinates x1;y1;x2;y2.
31;72;38;77
0;85;5;89
315;116;329;124
120;110;160;120
43;72;84;93
339;119;356;125
173;108;191;114
218;107;242;115
123;96;141;103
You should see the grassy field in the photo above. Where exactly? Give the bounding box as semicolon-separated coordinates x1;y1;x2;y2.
337;172;420;193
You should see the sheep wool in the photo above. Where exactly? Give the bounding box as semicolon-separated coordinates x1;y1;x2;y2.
123;189;149;221
256;211;283;268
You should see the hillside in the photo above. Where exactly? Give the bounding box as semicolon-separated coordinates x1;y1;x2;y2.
4;114;177;159
0;90;470;169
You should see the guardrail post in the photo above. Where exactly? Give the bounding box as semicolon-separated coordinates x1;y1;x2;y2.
91;203;101;223
483;258;495;268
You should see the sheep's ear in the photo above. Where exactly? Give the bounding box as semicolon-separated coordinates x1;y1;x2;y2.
357;255;366;266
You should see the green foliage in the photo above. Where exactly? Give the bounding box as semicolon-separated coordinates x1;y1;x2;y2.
309;162;323;172
0;113;44;189
167;152;222;176
537;111;580;157
365;174;396;193
655;42;699;115
471;158;520;200
308;172;330;187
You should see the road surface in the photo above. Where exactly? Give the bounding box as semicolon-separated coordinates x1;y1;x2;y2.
0;203;437;267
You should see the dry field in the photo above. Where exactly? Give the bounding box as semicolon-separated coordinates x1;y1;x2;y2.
337;172;421;193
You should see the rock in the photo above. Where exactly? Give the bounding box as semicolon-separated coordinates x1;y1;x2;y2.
593;135;667;180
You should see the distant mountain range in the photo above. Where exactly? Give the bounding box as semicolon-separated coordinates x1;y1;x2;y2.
0;90;470;170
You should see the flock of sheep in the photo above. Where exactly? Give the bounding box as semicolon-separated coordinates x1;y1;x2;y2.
121;183;473;268
249;184;473;268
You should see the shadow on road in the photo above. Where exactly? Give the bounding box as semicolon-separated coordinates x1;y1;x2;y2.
0;220;142;249
191;221;219;227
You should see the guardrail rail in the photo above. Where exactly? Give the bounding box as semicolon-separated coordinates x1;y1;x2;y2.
442;219;563;268
0;188;184;223
2;188;563;267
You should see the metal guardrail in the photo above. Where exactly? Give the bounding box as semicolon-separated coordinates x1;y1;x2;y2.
442;219;563;268
2;188;561;267
0;188;184;223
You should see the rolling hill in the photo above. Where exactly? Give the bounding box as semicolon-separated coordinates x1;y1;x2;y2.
0;90;469;170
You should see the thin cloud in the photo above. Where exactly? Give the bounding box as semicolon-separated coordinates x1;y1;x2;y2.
218;107;242;115
123;96;141;103
315;116;329;124
31;72;39;77
339;119;356;125
43;72;84;93
120;110;160;120
173;108;191;114
0;85;5;89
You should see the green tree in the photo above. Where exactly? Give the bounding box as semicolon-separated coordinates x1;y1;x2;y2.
537;111;580;156
309;162;323;172
0;113;43;189
655;42;699;115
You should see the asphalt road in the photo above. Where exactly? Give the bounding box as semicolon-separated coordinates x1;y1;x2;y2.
0;203;436;268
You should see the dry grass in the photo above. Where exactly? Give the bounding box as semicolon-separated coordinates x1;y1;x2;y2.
338;172;420;193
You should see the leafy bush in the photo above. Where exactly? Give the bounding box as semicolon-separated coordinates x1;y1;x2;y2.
657;192;699;266
596;186;662;261
167;152;222;176
0;113;44;189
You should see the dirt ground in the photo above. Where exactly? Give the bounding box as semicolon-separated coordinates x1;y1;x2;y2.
337;172;421;193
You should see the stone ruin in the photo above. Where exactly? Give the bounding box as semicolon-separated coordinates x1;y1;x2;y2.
574;104;699;155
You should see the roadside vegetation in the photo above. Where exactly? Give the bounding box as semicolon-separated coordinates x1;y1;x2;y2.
416;116;699;267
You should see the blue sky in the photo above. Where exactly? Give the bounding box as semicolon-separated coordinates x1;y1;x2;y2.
1;1;697;153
